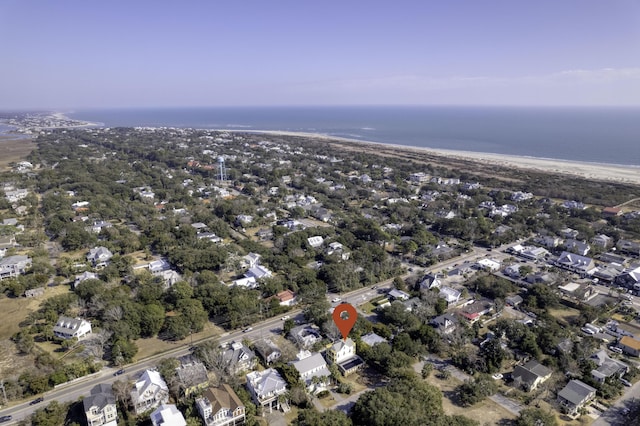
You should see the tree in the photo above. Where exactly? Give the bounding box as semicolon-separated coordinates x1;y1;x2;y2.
457;375;498;406
140;303;166;337
293;408;353;426
421;362;434;379
515;408;558;426
351;375;445;425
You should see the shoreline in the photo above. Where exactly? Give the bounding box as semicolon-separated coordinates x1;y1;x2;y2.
237;129;640;186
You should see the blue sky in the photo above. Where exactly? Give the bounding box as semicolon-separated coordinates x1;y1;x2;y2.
1;0;639;108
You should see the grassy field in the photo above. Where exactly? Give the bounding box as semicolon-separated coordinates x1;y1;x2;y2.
0;136;35;169
548;306;582;326
425;372;517;425
134;321;226;361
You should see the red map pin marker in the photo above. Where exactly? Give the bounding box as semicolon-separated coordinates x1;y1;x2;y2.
332;303;357;341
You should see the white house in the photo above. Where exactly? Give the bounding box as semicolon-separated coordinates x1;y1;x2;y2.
0;255;32;280
87;247;113;268
439;286;461;305
130;370;170;415
53;316;92;339
84;384;118;426
243;252;261;269
291;352;331;392
307;236;324;249
73;271;98;289
477;258;501;271
150;404;186;426
275;289;296;306
231;276;258;289
245;265;272;280
246;369;288;413
196;384;246;426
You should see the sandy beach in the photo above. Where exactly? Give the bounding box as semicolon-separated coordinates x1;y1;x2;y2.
249;130;640;186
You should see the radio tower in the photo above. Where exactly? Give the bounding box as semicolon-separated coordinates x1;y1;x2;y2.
217;156;227;182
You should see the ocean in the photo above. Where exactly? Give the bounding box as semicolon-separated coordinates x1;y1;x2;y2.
65;106;640;167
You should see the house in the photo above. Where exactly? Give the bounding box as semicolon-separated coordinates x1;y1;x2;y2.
253;339;282;365
554;252;596;275
511;359;552;392
326;241;344;256
175;357;209;397
148;259;171;273
602;207;622;217
503;264;522;278
191;222;209;232
83;384;118;426
476;258;501;271
198;232;223;243
563;239;591;256
326;338;364;375
88;220;113;234
222;341;256;374
0;255;32;280
154;270;182;289
231;276;258;289
617;240;640;256
275;289;296;306
560;228;580;239
130;370;170;415
419;273;442;290
533;235;562;249
590;350;628;383
196;384;246;426
246;368;288;413
289;325;322;348
431;313;458;335
591;234;613;249
326;338;356;364
307;236;324;249
388;289;410;301
557;380;597;415
439;286;461;305
614;266;640;290
360;332;387;346
244;265;272;280
87;247;113;268
458;300;493;323
291;352;331;392
243;253;261;269
618;336;640;357
53;316;92;339
73;271;99;289
150;404;187;426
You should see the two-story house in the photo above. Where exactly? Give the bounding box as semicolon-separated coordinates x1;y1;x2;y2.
291;351;331;393
222;342;256;374
53;316;92;340
175;357;209;397
511;359;552;392
325;338;364;376
0;255;32;280
196;384;246;426
130;370;170;415
83;384;118;426
246;368;288;413
557;380;596;415
87;247;113;268
253;339;282;365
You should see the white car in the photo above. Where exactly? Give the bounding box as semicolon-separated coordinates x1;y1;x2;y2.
609;346;623;354
492;373;503;380
281;315;290;321
243;327;253;333
331;297;342;303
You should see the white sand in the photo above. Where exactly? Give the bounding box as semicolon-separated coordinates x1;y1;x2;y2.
246;130;640;186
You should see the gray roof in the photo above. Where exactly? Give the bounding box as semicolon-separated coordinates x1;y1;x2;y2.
513;360;551;387
361;332;387;346
292;353;329;378
558;380;596;406
83;383;115;412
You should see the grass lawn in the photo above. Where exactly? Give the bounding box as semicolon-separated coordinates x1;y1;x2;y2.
134;321;226;361
548;306;582;326
0;136;35;170
358;302;375;314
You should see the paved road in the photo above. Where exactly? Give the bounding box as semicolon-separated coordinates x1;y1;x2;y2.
591;379;640;426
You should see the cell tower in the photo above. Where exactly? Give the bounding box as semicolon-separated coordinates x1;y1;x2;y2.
217;156;227;182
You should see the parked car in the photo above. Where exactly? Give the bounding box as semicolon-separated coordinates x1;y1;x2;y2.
620;378;632;387
113;369;125;376
492;373;503;380
243;327;253;333
281;315;290;321
0;415;13;423
331;297;341;303
609;346;624;354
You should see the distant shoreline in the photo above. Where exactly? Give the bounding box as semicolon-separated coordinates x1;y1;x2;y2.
237;129;640;186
